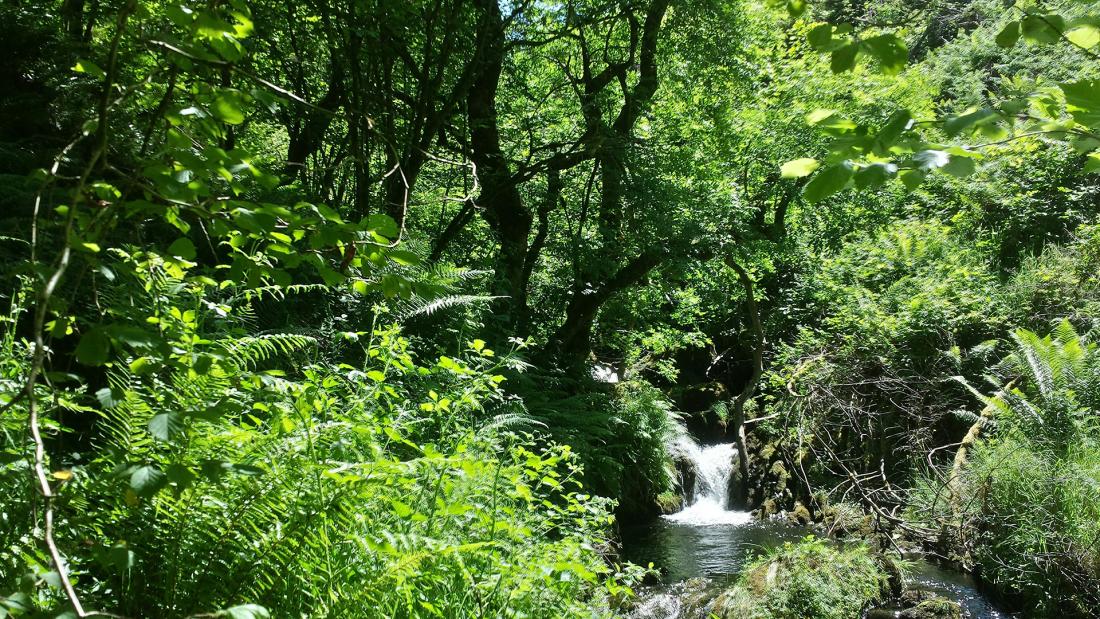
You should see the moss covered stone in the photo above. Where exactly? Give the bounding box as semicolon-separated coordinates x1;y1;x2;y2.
710;537;892;619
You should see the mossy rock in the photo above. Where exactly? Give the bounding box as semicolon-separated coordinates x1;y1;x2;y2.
898;598;962;619
710;537;892;619
788;501;812;525
655;491;682;514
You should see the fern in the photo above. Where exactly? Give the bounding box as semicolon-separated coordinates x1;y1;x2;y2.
394;294;498;321
220;333;317;369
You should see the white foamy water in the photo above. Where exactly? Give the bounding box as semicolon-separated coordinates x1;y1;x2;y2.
663;440;752;526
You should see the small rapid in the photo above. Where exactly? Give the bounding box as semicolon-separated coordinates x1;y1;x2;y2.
663;439;751;526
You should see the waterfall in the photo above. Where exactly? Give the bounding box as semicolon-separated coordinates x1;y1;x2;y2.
664;437;752;526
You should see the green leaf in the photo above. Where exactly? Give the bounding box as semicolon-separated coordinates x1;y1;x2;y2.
830;42;859;73
367;214;399;239
388;250;421;266
1066;24;1100;49
1021;13;1066;45
943;155;977;177
803;162;854;203
390;499;413;518
72;59;106;80
944;108;998;136
167;237;197;260
786;0;806;18
780;158;820;178
862;34;908;75
808;24;833;49
872;110;912;153
366;370;386;382
213;91;246;125
853;163;897;189
148;412;184;441
899;168;928;190
1084;153;1100;173
166;463;196;489
1061;80;1100;126
806;109;857;133
130;465;167;497
996;20;1021;48
76;329;111;366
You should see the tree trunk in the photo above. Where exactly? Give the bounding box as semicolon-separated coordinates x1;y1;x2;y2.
283;60;345;181
552;248;665;362
467;0;535;332
727;258;763;509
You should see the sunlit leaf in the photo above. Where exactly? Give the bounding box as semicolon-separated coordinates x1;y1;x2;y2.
781;158;820;178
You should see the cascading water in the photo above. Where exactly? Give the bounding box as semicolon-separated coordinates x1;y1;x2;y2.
663;438;752;526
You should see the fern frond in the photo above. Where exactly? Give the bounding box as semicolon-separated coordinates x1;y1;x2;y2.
395;295;499;321
220;333;317;369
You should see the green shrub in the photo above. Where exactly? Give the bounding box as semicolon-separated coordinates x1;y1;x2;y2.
1003;223;1100;333
909;321;1100;617
512;374;681;518
0;259;641;618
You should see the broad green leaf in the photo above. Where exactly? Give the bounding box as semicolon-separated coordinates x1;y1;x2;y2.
808;24;833;49
862;34;908;75
166;463;196;489
943;155;977;177
944;108;998;136
996;20;1021;48
1061;80;1100;126
390;499;413;518
806;110;857;133
780;158;820;178
854;163;897;189
148;412;184;441
899;168;927;189
72;59;106;80
367;213;399;239
1084;153;1100;173
167;237;197;260
130;465;167;497
872;110;912;153
831;43;859;73
213;91;246;125
1066;25;1100;49
1021;14;1066;45
388;250;421;266
76;329;111;366
803;162;854;203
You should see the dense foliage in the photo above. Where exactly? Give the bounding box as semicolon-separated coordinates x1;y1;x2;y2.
3;0;1100;616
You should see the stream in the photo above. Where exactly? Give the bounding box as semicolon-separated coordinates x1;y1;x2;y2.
620;440;1012;618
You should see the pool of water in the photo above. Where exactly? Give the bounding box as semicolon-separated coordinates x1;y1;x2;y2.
621;513;804;583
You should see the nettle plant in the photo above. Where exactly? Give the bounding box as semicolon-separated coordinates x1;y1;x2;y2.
774;0;1100;202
